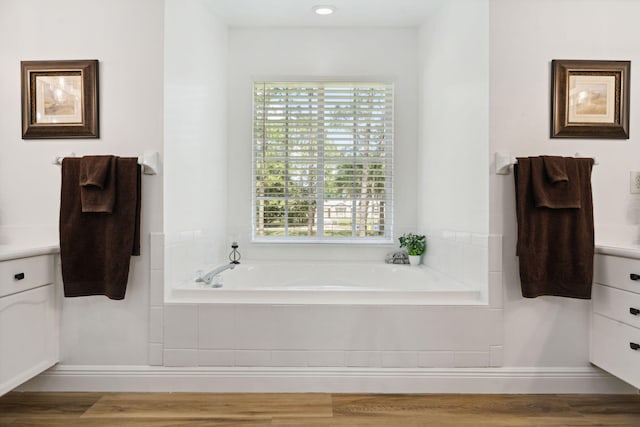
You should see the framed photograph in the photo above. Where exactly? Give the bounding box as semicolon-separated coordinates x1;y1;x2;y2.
551;59;630;139
21;60;99;139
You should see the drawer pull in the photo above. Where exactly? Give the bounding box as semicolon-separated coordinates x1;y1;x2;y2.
631;342;640;351
631;307;640;316
13;272;25;280
631;273;640;281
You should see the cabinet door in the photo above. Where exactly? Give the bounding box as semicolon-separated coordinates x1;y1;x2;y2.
0;284;58;396
591;313;640;389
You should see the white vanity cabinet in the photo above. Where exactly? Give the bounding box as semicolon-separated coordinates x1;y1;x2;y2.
0;247;59;396
591;248;640;389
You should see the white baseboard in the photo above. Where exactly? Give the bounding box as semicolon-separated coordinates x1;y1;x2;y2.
15;365;637;394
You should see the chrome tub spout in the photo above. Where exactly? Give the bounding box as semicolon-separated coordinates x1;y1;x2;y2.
196;263;237;285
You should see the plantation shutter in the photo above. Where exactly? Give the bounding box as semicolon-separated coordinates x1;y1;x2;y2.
253;81;393;241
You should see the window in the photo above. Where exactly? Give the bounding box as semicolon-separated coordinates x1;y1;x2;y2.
253;81;394;241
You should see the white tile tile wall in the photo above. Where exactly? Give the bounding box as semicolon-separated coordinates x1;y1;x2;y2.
307;351;345;367
154;230;505;370
270;306;318;349
463;244;488;288
381;351;418;368
299;306;362;350
198;305;237;349
150;233;165;270
423;229;491;292
488;309;504;347
270;351;308;367
233;306;276;350
149;307;163;343
148;232;166;366
148;343;164;366
198;350;235;366
489;271;503;309
490;346;504;367
149;269;164;307
345;351;382;367
454;351;490;368
164;349;198;367
235;350;271;366
418;351;455;368
455;232;472;245
340;307;384;351
162;304;505;366
489;234;503;273
165;228;222;290
164;304;198;349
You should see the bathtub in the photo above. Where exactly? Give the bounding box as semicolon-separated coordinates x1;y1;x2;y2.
171;261;484;305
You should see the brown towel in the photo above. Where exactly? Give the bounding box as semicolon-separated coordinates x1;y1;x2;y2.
60;157;141;300
514;156;594;299
80;155;116;213
542;156;569;183
530;156;581;208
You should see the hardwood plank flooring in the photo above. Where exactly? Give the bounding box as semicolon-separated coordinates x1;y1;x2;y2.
1;392;639;426
82;393;332;419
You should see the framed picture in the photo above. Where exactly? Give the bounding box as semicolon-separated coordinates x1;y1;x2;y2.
551;59;630;139
21;60;99;139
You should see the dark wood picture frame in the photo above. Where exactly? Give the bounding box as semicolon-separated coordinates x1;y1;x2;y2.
551;59;630;139
21;60;99;139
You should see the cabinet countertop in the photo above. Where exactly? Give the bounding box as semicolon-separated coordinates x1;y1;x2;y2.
596;243;640;260
0;243;59;262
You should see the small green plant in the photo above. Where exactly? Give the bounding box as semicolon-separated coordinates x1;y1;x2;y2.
399;233;426;256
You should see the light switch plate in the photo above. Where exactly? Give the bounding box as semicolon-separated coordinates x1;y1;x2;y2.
630;171;640;194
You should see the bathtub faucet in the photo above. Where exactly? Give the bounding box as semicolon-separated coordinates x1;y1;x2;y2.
196;263;237;285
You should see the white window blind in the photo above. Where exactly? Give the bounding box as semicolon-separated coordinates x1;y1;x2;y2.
253;81;393;241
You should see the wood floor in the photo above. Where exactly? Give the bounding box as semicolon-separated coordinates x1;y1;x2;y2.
0;392;639;426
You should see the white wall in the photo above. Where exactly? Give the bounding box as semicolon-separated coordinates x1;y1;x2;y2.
0;0;164;364
491;0;640;367
164;0;228;287
418;0;490;291
418;0;489;235
226;28;419;261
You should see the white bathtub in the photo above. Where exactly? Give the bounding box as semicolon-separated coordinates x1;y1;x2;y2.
171;261;484;305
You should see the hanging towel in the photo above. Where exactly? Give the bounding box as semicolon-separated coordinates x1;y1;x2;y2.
514;156;594;299
530;156;581;208
542;155;569;183
60;157;141;300
80;155;116;213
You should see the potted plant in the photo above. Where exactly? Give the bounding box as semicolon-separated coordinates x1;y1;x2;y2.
399;233;426;266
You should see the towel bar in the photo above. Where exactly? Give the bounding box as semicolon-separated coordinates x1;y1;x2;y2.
495;152;598;175
53;151;159;175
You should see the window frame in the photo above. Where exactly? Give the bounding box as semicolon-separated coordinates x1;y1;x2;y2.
251;79;395;244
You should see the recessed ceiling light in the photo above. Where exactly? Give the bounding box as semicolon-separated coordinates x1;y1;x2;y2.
312;5;336;16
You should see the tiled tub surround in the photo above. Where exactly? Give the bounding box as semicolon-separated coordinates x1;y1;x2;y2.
162;303;503;369
165;229;493;303
423;230;491;293
172;261;482;305
153;231;503;372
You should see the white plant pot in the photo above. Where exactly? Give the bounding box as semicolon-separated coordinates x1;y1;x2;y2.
408;255;421;266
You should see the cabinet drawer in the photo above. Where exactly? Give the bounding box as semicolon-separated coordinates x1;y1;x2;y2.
593;284;640;329
590;313;640;389
0;255;54;298
594;254;640;294
0;284;58;396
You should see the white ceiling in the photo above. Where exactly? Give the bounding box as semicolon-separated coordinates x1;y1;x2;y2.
204;0;446;28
